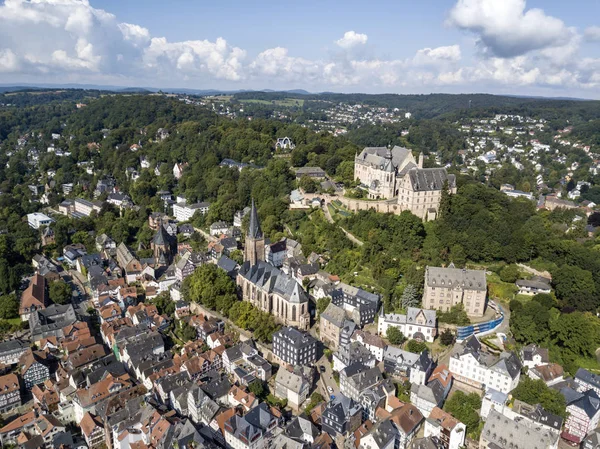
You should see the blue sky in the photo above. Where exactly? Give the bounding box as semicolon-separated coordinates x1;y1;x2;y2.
0;0;599;97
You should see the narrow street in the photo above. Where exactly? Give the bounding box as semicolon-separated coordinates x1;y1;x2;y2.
321;204;364;246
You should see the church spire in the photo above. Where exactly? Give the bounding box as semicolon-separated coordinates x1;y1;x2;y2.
248;198;263;239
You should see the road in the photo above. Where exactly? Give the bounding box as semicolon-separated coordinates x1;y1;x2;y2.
315;354;339;400
321;204;364;246
193;227;217;244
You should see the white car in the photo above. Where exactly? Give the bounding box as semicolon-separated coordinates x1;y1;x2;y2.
327;386;333;394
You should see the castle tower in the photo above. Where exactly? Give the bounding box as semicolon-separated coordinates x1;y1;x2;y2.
244;199;265;266
418;152;424;169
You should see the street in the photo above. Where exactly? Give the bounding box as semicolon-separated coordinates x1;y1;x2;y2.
315;354;339;400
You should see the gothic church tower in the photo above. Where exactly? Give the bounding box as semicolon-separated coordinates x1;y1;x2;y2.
244;199;265;266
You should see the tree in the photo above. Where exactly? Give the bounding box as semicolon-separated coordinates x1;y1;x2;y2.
386;326;406;345
183;264;238;315
444;391;482;438
248;380;267;399
49;280;71;305
439;329;455;346
175;320;197;342
552;265;597;311
499;265;520;283
437;304;470;326
229;249;244;265
400;284;420;309
511;376;566;418
406;339;427;353
0;294;19;319
316;297;330;316
299;175;318;193
151;292;176;317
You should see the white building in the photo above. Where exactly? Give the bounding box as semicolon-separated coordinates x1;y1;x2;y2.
377;307;437;342
27;213;54;229
424;407;466;449
172;201;210;222
448;336;521;394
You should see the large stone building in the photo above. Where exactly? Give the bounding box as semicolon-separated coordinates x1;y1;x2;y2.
354;146;456;220
237;200;310;330
422;265;487;317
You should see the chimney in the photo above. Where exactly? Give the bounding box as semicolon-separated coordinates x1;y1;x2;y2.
418;153;424;169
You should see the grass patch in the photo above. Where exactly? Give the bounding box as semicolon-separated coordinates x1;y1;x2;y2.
6;318;21;326
239;98;304;107
487;272;518;301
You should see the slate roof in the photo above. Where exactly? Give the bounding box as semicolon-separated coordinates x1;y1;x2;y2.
320;302;345;328
239;261;308;304
425;266;486;291
406;167;456;192
274;327;317;349
482;409;557;449
356;146;413;173
247;199;263;239
576;368;600;391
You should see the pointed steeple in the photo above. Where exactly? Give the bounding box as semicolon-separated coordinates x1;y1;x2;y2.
248;198;263;239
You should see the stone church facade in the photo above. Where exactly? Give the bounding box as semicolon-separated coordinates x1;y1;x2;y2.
237;200;310;330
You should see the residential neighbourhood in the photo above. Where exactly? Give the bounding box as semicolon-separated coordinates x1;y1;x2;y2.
1;83;600;449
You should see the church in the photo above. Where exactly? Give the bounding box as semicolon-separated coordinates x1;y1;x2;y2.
237;200;311;330
354;146;457;220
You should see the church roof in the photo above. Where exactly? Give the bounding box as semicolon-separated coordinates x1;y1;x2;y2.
153;225;171;247
248;199;263;239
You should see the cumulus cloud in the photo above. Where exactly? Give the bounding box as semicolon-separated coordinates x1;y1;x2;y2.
0;0;247;82
448;0;572;58
0;0;597;96
584;26;600;42
413;45;461;65
335;31;368;49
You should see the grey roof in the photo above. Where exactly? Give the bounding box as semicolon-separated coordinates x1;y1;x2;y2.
200;372;231;400
364;419;397;449
569;389;600;418
217;256;237;273
0;339;28;354
324;393;362;421
285;415;319;441
490;352;522;380
406;167;456;192
521;344;550;364
320;302;345;328
425;266;486;291
356;146;413;173
247;198;263;239
274;327;317;349
344;365;383;393
511;400;563;431
276;368;309;395
411;382;445;405
153;225;171;246
336;341;375;366
576;368;600;390
482;409;558;449
239;261;308;304
516;279;552;290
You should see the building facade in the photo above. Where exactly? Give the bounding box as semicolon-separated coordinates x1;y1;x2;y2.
272;327;318;366
353;146;456;220
423;265;487;317
378;307;437;342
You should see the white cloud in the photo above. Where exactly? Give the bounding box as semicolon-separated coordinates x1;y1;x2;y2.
118;23;151;48
584;26;600;42
448;0;572;57
335;31;368;49
413;45;461;64
143;37;246;81
0;48;19;72
0;0;597;96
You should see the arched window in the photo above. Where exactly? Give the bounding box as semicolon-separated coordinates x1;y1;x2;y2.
292;305;296;322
